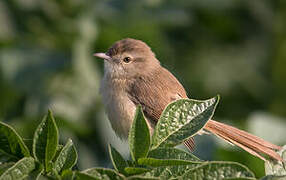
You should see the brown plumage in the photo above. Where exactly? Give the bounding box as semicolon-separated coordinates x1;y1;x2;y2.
95;38;282;161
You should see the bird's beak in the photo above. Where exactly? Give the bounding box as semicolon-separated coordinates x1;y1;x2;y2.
93;53;111;61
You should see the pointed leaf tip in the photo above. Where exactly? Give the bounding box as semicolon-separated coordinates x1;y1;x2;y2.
128;106;151;161
54;138;77;173
151;96;219;150
108;144;128;174
0;121;30;159
33;112;59;172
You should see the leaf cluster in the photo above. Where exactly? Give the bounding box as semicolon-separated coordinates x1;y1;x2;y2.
0;96;285;179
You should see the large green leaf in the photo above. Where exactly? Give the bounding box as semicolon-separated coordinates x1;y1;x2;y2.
0;162;14;176
82;168;125;180
140;148;203;170
151;96;219;149
0;157;36;180
54;139;77;173
178;161;255;180
0;121;30;160
138;157;201;167
143;161;254;180
260;175;286;180
143;164;199;179
147;147;200;161
33;110;59;172
264;145;286;176
26;162;44;180
109;144;128;174
129;106;151;161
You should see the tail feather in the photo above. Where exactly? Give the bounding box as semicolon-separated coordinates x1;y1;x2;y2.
184;137;196;152
205;121;266;161
204;120;282;161
209;120;281;150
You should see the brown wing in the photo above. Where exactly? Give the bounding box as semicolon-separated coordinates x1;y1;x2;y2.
127;67;195;151
127;67;188;124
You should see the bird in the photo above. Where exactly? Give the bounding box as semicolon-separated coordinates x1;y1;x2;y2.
94;38;282;161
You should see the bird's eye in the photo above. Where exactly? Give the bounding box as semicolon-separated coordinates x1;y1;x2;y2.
123;57;131;63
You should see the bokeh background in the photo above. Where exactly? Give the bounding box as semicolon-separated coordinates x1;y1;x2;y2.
1;0;286;178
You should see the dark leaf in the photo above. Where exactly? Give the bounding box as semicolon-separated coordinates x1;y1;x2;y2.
54;139;77;173
33;110;59;172
0;122;30;160
129;106;151;161
109;144;128;174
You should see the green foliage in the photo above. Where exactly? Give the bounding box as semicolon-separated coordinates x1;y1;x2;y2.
109;144;128;175
124;167;150;176
0;122;30;161
129;106;151;161
178;161;255;179
263;146;286;179
0;97;284;179
1;0;286;178
0;162;14;176
54;139;77;174
137;157;201;167
151;96;219;149
82;168;125;179
33;110;59;172
0;157;35;180
147;147;200;161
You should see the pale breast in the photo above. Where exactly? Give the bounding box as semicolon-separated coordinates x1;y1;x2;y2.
100;77;136;139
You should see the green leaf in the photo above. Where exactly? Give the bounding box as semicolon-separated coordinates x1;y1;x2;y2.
147;147;200;161
61;169;75;180
108;144;128;174
126;160;136;167
127;175;159;180
178;161;255;180
140;148;202;179
138;157;201;167
0;152;13;163
143;165;199;179
225;178;256;180
260;175;286;180
54;139;77;173
75;172;97;180
139;147;203;170
0;157;36;180
264;145;286;176
52;145;64;162
82;168;125;180
0;121;30;160
124;167;150;176
26;162;44;180
129;106;151;161
143;161;254;180
0;162;14;176
151;96;219;149
33;110;59;172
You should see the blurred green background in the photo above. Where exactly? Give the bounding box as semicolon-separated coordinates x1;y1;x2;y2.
1;0;286;178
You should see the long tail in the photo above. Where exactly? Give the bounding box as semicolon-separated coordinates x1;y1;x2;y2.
204;120;282;161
